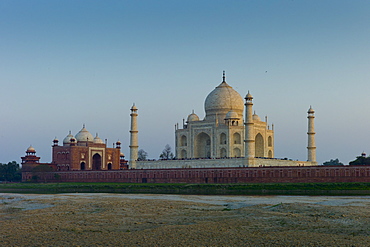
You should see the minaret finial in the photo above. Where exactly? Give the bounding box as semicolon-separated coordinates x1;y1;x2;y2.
83;123;85;128
222;70;226;82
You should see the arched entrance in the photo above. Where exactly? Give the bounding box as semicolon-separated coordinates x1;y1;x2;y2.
80;162;85;170
92;153;102;170
195;132;211;158
107;163;112;170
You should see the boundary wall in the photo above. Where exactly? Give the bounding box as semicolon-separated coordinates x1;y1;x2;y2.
23;165;370;183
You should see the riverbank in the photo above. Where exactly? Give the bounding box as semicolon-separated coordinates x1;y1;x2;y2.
1;182;370;195
1;193;370;246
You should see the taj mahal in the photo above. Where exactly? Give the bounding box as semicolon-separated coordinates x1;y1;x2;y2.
129;72;317;169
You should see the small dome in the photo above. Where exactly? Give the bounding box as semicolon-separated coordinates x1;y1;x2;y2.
75;126;94;143
63;132;75;145
187;112;200;122
253;112;261;122
308;106;315;114
93;134;104;144
245;91;253;100
26;145;36;153
116;140;121;145
120;152;125;157
225;110;239;120
53;137;59;143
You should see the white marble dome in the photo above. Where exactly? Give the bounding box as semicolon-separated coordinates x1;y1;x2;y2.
63;132;75;145
93;134;104;144
225;110;239;119
204;81;244;119
75;126;94;142
253;112;261;122
187;112;200;122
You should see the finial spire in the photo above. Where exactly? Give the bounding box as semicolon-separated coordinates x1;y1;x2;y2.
222;70;226;82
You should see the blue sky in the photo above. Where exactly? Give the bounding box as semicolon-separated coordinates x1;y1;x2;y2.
1;0;370;164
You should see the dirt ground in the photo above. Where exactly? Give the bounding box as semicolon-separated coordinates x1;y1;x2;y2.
1;194;370;246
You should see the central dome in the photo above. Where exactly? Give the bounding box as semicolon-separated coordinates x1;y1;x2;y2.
75;126;94;143
204;80;244;120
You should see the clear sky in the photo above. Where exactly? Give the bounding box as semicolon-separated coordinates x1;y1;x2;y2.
1;0;370;165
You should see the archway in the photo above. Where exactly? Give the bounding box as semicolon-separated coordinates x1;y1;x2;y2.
80;162;85;170
195;132;211;158
107;163;112;170
268;150;273;158
181;149;187;159
220;133;227;145
268;136;272;147
180;136;187;146
233;132;241;144
220;148;227;158
255;133;264;157
92;153;102;170
233;148;241;157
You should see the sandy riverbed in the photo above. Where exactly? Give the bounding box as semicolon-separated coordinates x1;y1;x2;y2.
1;193;370;246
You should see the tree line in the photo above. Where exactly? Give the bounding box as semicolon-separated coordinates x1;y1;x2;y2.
0;161;21;182
138;144;174;161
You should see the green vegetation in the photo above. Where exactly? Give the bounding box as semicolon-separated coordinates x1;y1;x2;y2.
349;156;370;166
1;182;370;195
0;161;21;182
322;158;344;166
159;144;174;160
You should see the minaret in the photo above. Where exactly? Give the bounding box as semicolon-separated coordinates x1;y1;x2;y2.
244;91;255;160
307;106;316;162
129;104;139;169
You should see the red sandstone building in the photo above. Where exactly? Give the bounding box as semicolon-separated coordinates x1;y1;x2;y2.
21;126;128;177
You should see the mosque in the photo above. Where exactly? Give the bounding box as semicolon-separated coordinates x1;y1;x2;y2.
21;126;128;172
22;72;317;176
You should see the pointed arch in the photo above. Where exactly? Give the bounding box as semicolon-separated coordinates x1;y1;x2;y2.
181;149;187;159
268;136;272;147
233;148;241;157
92;153;102;170
220;133;227;145
80;162;86;170
220;148;227;158
255;133;264;157
195;132;211;158
233;132;241;144
180;135;187;146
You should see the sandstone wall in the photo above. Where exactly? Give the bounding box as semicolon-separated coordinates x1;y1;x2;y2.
22;165;370;184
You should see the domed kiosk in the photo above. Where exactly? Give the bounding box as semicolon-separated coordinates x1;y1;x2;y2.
175;72;274;159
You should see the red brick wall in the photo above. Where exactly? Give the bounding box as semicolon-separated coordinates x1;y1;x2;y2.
22;165;370;183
